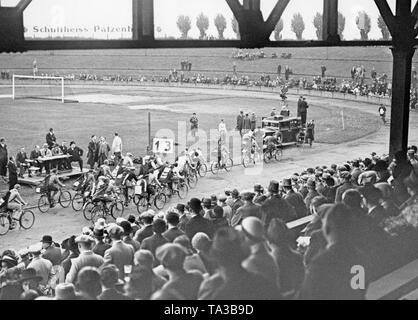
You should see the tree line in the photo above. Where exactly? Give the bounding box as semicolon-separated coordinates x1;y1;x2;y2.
175;11;391;41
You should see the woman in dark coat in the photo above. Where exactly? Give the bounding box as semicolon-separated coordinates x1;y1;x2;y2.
7;157;18;190
306;120;315;146
87;136;97;169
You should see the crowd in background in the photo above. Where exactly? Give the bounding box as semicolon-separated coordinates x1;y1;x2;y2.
1;146;418;300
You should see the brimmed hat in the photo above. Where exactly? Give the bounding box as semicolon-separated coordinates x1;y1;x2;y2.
231;189;240;198
75;235;95;244
254;184;263;192
17;268;42;283
241;217;265;242
156;243;187;269
176;204;186;212
119;221;132;235
282;178;292;188
268;180;280;193
340;171;351;180
191;232;212;252
202;198;212;207
189;198;202;213
0;255;18;267
55;283;76;300
240;190;255;201
93;227;105;239
41;235;53;244
337;165;348;172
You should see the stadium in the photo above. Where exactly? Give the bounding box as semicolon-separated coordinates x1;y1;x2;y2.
1;0;418;303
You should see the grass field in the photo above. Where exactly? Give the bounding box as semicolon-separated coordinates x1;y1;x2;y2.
1;47;418;80
0;85;380;163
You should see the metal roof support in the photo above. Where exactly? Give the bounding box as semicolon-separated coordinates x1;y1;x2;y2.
133;0;154;41
322;0;340;43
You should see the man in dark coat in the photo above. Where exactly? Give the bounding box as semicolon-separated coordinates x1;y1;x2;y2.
67;141;84;172
41;235;62;266
46;128;57;149
87;136;97;169
242;113;251;134
231;191;262;227
304;179;320;211
0;137;8;180
359;186;389;226
98;265;131;300
92;227;111;257
7;157;18;190
335;172;355;203
299;97;309;126
163;211;185;242
134;212;154;243
300;204;370;300
282;178;307;219
297;96;303;118
140;219;169;262
236;111;244;137
16;147;29;178
261;180;297;227
230;189;244;218
185;198;214;240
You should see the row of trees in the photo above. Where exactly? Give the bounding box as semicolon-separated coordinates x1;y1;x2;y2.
176;12;391;41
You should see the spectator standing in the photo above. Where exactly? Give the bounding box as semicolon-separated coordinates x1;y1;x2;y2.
282;178;307;219
7;157;18;190
98;265;130;300
33;59;38;76
300;97;309;126
236;111;244;137
87;136;98;169
250;112;257;131
185;198;214;240
243;113;251;135
218;119;227;143
27;243;52;289
46;128;56;150
190;113;199;138
140;219;169;260
97;137;110;166
92;227;111;257
321;65;326;78
68;141;84;172
163;211;185;242
0;138;8;181
75;267;102;300
277;64;282;77
16;147;28;178
112;133;123;165
231;191;261;227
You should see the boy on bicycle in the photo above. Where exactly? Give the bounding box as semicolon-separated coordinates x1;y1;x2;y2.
44;168;65;208
146;168;162;205
215;139;229;167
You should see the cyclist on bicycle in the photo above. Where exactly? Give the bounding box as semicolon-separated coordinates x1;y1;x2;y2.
92;177;118;206
190;148;205;169
146;169;162;205
242;131;260;163
121;167;138;207
80;169;96;195
215;139;229;167
1;184;27;230
44;168;66;208
170;163;184;194
265;132;281;154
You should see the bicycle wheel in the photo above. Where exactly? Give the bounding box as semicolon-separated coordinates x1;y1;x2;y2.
111;201;125;220
242;155;251;168
133;194;142;206
59;191;72;208
224;159;234;172
177;182;189;200
275;149;283;161
211;162;219;175
0;215;10;236
71;193;84;212
19;210;35;230
154;193;167;210
83;201;95;221
263;152;272;164
136;197;149;214
91;205;105;224
198;163;207;177
38;195;50;213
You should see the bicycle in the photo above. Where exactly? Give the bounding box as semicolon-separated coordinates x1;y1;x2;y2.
196;161;208;178
36;186;72;213
0;206;35;236
211;158;233;175
161;178;189;200
136;184;168;214
263;144;283;163
90;197;125;224
183;163;199;189
242;148;262;168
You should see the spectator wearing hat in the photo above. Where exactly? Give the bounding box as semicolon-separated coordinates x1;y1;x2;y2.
75;267;102;300
173;235;207;276
120;221;141;252
27;243;52;287
391;151;413;205
241;217;280;286
20;290;39;300
212;206;229;231
134;250;167;292
0;138;8;181
202;198;215;220
300;204;370;300
18;268;43;298
152;244;204;300
61;236;80;279
304;179;320;210
320;173;336;203
359;186;389;227
55;283;77;300
134;211;154;243
217;195;232;223
176;204;190;232
236;111;245;137
374;183;400;218
66;235;104;284
128;215;140;235
374;160;391;183
282;178;307;219
92;227;111;257
192;233;216;276
267;219;304;297
230;189;244;218
304;196;331;236
185;198;214;240
140;219;169;262
253;184;267;205
41;235;62;266
231;191;261;227
204;228;281;300
261;180;296;227
104;225;135;279
163;211;185;243
68;141;84;172
98;264;130;300
335;172;355;203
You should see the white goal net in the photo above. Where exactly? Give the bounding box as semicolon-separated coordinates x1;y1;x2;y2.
12;75;66;103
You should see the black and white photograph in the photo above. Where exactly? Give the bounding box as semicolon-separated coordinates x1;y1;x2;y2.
1;0;418;306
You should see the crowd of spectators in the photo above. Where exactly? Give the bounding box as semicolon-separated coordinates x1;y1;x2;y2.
1;146;418;300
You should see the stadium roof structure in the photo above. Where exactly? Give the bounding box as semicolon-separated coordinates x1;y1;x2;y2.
0;0;417;157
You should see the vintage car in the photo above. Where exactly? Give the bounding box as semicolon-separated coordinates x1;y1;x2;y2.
261;115;303;147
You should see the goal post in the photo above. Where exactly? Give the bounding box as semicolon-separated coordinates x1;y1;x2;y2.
12;74;65;103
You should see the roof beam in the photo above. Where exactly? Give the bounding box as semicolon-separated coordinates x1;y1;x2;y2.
16;0;31;12
265;0;290;33
374;0;397;35
226;0;243;19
